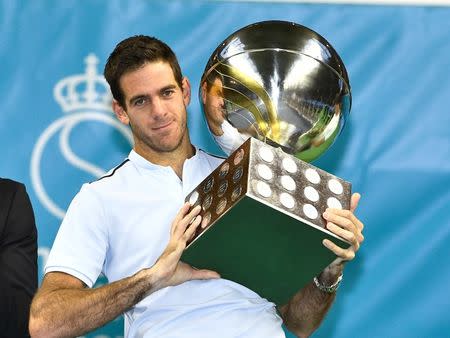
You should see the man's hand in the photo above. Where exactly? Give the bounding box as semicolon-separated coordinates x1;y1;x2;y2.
316;192;364;288
279;193;365;337
322;193;364;268
151;203;220;291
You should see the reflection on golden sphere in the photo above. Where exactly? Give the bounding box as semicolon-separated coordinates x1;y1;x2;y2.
200;20;351;162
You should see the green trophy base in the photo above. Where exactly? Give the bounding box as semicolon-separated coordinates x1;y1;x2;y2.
182;138;350;305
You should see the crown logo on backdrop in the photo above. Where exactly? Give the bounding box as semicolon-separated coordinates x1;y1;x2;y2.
54;54;112;113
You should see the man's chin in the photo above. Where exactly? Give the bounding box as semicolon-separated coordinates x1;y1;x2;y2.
152;137;185;153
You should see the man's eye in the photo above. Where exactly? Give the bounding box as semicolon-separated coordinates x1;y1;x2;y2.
162;89;175;97
134;98;147;106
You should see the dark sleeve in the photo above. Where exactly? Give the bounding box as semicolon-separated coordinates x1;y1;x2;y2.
0;181;38;338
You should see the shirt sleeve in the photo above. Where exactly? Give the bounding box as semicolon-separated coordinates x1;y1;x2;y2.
45;183;108;288
215;120;250;155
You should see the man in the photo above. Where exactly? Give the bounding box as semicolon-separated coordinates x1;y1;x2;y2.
201;71;227;137
201;71;256;153
0;178;38;337
29;35;364;338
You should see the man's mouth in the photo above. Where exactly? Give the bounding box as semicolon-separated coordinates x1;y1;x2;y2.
152;121;173;131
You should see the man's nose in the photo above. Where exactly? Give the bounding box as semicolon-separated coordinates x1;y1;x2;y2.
151;98;167;120
218;96;225;108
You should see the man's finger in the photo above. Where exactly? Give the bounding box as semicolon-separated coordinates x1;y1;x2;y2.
323;239;356;261
324;208;364;232
184;214;202;241
326;222;360;250
174;205;201;237
350;193;361;213
323;212;364;243
190;268;221;280
171;202;192;235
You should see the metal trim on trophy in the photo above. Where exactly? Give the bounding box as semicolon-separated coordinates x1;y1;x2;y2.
182;20;352;305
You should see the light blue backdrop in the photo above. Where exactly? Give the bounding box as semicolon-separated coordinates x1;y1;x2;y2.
1;1;449;337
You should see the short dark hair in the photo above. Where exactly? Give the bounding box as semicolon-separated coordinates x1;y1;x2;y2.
203;69;224;92
104;35;183;108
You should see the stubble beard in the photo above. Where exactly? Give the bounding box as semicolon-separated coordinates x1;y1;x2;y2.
132;118;188;154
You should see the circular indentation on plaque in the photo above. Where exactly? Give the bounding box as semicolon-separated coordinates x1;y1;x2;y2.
257;164;273;180
280;175;296;191
232;166;243;183
231;185;242;201
203;177;214;193
218;162;230;179
201;211;211;228
304;186;319;202
216;198;227;215
282;157;297;173
256;181;272;198
328;179;343;195
218;180;228;197
327;197;343;209
303;204;318;219
202;194;213;210
259;146;274;163
305;168;320;184
233;149;245;165
279;192;295;209
188;190;199;206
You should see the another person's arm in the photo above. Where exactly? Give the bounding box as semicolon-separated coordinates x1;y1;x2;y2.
29;203;219;338
279;193;364;338
0;180;38;337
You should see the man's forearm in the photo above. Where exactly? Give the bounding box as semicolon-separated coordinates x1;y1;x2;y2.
280;281;336;338
29;269;155;338
279;264;343;338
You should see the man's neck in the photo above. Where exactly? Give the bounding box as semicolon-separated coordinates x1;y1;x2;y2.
134;139;195;179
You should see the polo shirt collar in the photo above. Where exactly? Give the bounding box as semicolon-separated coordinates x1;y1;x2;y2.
128;147;201;172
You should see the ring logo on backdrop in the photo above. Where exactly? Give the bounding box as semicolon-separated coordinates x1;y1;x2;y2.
31;54;133;220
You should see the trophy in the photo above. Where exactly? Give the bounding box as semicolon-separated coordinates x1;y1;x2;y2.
181;20;352;305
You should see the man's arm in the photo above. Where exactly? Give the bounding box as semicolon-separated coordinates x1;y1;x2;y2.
279;193;364;338
29;203;219;338
30;270;155;338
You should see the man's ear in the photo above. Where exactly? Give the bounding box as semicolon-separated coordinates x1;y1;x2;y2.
112;100;130;125
201;82;207;104
181;77;191;106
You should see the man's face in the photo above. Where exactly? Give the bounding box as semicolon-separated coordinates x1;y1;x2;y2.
203;78;225;126
113;61;190;155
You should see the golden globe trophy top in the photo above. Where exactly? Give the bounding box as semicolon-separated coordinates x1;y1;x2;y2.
182;20;352;305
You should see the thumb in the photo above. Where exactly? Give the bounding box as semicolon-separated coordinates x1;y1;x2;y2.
350;192;361;213
190;267;221;280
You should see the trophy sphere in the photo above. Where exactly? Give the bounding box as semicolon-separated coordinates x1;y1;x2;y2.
200;20;351;162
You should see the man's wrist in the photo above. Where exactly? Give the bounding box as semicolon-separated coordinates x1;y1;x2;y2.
313;273;343;293
134;267;161;295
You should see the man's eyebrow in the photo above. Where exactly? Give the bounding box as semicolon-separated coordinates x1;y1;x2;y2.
160;84;177;93
129;94;149;105
127;84;178;104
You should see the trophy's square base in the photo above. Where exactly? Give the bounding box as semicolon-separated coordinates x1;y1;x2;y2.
182;138;351;305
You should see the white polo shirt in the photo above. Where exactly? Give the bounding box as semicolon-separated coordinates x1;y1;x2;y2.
215;119;250;155
45;148;285;338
